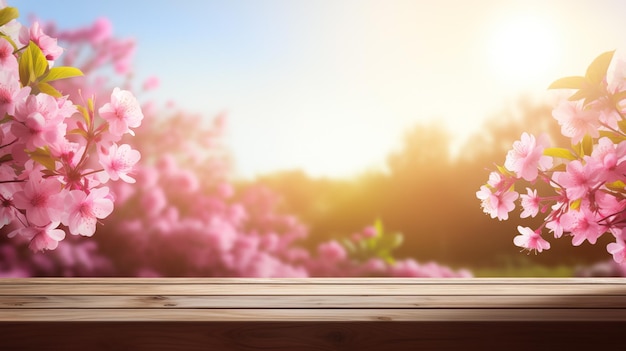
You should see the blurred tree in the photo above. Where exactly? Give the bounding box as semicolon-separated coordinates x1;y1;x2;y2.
256;97;613;270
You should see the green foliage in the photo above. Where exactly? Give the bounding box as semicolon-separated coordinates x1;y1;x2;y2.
576;134;594;157
606;180;626;193
543;147;576;160
36;82;61;97
19;41;48;86
40;66;83;83
549;50;615;106
26;147;56;171
0;7;18;28
547;76;585;90
18;41;83;95
341;219;404;264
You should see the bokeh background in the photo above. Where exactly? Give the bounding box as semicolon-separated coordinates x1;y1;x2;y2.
3;0;626;277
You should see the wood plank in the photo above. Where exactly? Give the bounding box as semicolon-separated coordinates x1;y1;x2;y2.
2;283;626;295
2;308;626;322
2;294;626;308
1;277;625;284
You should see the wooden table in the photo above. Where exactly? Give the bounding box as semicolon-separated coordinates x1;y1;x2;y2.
0;278;625;350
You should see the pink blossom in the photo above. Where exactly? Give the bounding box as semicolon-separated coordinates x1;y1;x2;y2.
552;159;602;201
140;188;167;218
173;169;199;193
513;226;551;253
589;137;626;182
607;239;626;264
504;133;552;181
317;241;347;262
11;93;67;150
62;187;114;236
595;191;626;225
142;76;160;91
217;182;234;199
362;258;387;274
19;21;63;61
0;37;17;73
205;217;237;252
0;70;29;118
90;18;113;44
10;112;66;150
519;188;540;218
389;259;423;277
487;171;505;188
99;143;140;183
560;204;606;246
546;208;565;238
362;226;377;238
552;99;600;144
8;221;66;252
476;185;518;221
12;175;63;226
98;87;144;136
48;139;83;167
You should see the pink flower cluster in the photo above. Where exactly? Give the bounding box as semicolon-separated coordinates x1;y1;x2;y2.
477;50;626;265
0;4;142;252
308;225;472;277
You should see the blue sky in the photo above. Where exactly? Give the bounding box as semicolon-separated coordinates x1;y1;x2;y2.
9;0;626;178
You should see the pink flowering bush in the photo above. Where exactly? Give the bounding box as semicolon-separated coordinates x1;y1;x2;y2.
478;50;626;265
0;8;471;278
0;5;142;252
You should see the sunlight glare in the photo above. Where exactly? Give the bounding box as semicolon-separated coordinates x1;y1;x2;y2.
487;15;560;88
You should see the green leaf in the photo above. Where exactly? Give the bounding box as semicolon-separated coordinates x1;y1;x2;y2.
581;135;593;156
548;76;585;90
26;147;56;171
496;164;514;176
36;82;62;97
543;147;576;160
599;130;626;144
40;66;83;83
570;198;582;210
606;180;626;192
374;218;383;238
67;128;89;138
19;42;48;86
567;89;587;102
0;7;18;27
618;120;626;135
585;50;615;83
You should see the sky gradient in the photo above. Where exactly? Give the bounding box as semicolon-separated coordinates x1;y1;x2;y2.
10;0;626;178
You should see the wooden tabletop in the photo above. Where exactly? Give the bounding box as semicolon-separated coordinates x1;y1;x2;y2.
1;277;626;322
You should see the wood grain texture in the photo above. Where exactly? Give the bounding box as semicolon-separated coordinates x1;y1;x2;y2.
0;278;625;350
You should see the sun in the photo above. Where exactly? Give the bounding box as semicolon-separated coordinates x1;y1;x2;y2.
486;14;560;88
